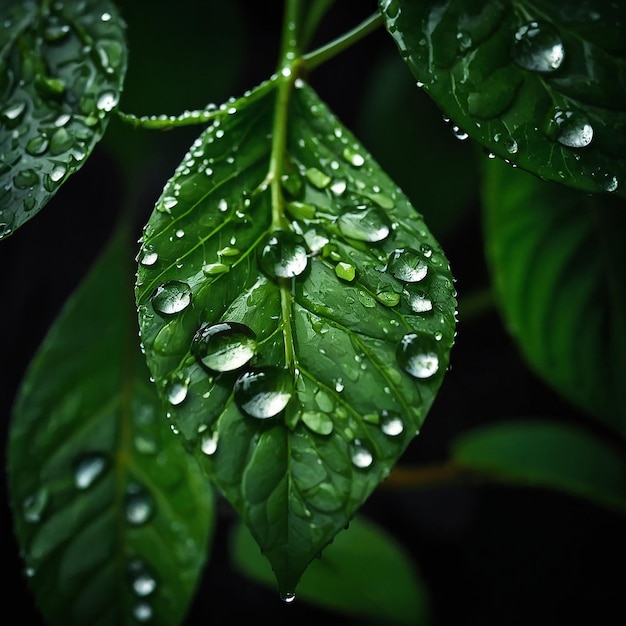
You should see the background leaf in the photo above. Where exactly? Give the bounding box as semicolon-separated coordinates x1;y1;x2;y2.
8;226;215;626
231;514;430;625
451;419;626;514
0;0;127;239
135;78;457;596
482;158;626;433
379;0;626;197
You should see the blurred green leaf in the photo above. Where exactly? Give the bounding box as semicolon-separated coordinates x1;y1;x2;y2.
8;226;215;626
380;0;626;197
0;0;127;239
231;515;430;625
452;419;626;514
135;77;457;597
482;158;626;433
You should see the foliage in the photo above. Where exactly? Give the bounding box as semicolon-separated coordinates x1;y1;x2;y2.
2;1;625;624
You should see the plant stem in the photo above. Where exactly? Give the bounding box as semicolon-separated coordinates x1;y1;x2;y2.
302;12;383;71
300;0;336;52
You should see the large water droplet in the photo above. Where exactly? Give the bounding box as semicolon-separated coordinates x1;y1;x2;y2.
74;453;107;489
166;377;188;405
301;410;334;435
397;333;440;379
350;440;373;468
380;410;404;436
553;109;593;148
338;206;391;242
258;231;308;279
511;21;564;73
150;281;192;315
403;286;433;314
234;366;293;419
191;321;257;372
200;430;219;455
387;248;428;282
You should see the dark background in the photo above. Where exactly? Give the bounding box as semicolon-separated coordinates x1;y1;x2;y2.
2;2;625;625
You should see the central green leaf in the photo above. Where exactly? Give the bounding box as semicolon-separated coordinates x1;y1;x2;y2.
135;77;457;596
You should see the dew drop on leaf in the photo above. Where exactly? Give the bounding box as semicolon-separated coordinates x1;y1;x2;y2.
234;366;293;419
23;488;48;523
125;483;155;526
128;558;158;597
191;321;257;372
150;280;192;315
166;377;188;405
552;109;594;148
200;430;219;455
387;248;428;282
301;410;334;435
74;453;107;489
403;286;433;314
380;410;404;436
511;21;564;73
337;206;391;242
258;231;309;279
350;440;374;468
397;332;440;379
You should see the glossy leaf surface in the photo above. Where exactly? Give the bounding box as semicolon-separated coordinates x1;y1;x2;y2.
231;515;430;624
380;0;626;197
135;78;456;596
452;419;626;514
0;0;127;239
8;228;215;626
483;158;626;434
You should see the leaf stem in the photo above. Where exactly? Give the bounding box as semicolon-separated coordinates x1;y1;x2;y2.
300;0;336;52
302;12;383;72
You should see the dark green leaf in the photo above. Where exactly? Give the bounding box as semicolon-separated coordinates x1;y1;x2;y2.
452;419;626;514
379;0;626;197
482;158;626;433
231;515;430;624
0;0;127;239
8;227;215;626
135;78;457;596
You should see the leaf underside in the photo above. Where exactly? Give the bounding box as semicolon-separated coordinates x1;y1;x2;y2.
135;79;457;595
0;0;127;239
8;229;215;626
483;158;626;434
380;0;626;197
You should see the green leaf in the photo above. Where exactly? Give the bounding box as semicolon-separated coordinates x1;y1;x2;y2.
135;77;457;597
379;0;626;197
8;226;215;626
231;515;430;624
482;158;626;433
451;419;626;515
0;0;127;240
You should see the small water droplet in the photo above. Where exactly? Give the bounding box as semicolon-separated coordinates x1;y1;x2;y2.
335;261;356;282
511;21;564;73
350;440;373;468
380;410;404;436
342;146;365;167
25;136;49;156
1;100;26;125
23;488;48;523
397;333;440;379
234;366;293;419
74;453;107;489
338;206;391;242
305;167;331;189
150;281;192;315
281;592;296;603
403;286;433;314
166;378;188;405
200;430;219;455
125;483;155;526
192;321;257;372
133;602;153;622
553;109;593;148
301;411;334;435
387;248;428;282
140;248;158;266
128;559;157;597
13;169;39;190
96;90;119;112
258;231;308;279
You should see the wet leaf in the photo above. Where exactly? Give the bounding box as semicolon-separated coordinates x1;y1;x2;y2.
135;77;457;596
380;0;626;197
452;419;626;515
231;515;430;624
8;227;215;626
482;158;626;434
0;0;127;240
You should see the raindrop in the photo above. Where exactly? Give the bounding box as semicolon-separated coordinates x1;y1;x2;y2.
380;410;404;436
128;559;157;597
125;483;155;526
50;127;73;154
191;321;257;372
451;125;469;141
553;109;593;148
23;488;48;523
202;262;229;275
342;146;365;167
335;261;356;282
74;453;107;489
511;21;564;73
350;440;373;468
338;206;391;242
96;90;119;112
305;167;331;189
25;136;49;156
200;430;219;455
258;231;308;279
13;169;39;189
48;164;67;184
139;248;158;266
166;378;188;405
1;100;26;125
387;248;428;282
133;602;153;622
397;333;440;379
281;592;296;603
403;286;433;314
301;411;334;435
234;366;293;419
150;280;192;315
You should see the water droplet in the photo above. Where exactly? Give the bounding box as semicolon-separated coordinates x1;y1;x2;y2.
50;127;73;154
133;602;153;622
342;146;365;167
166;377;188;405
125;483;155;526
234;366;293;419
335;261;356;282
281;592;296;603
338;206;391;242
74;453;107;489
1;100;26;125
403;286;433;314
140;248;158;266
192;321;257;372
305;167;331;189
350;440;373;468
48;164;67;184
128;559;157;597
13;169;39;189
200;430;219;455
96;90;119;112
397;333;440;379
380;410;404;436
301;411;334;435
23;488;48;523
150;281;192;315
553;109;593;148
26;136;49;156
376;290;401;307
258;231;308;279
511;21;564;73
387;248;428;282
